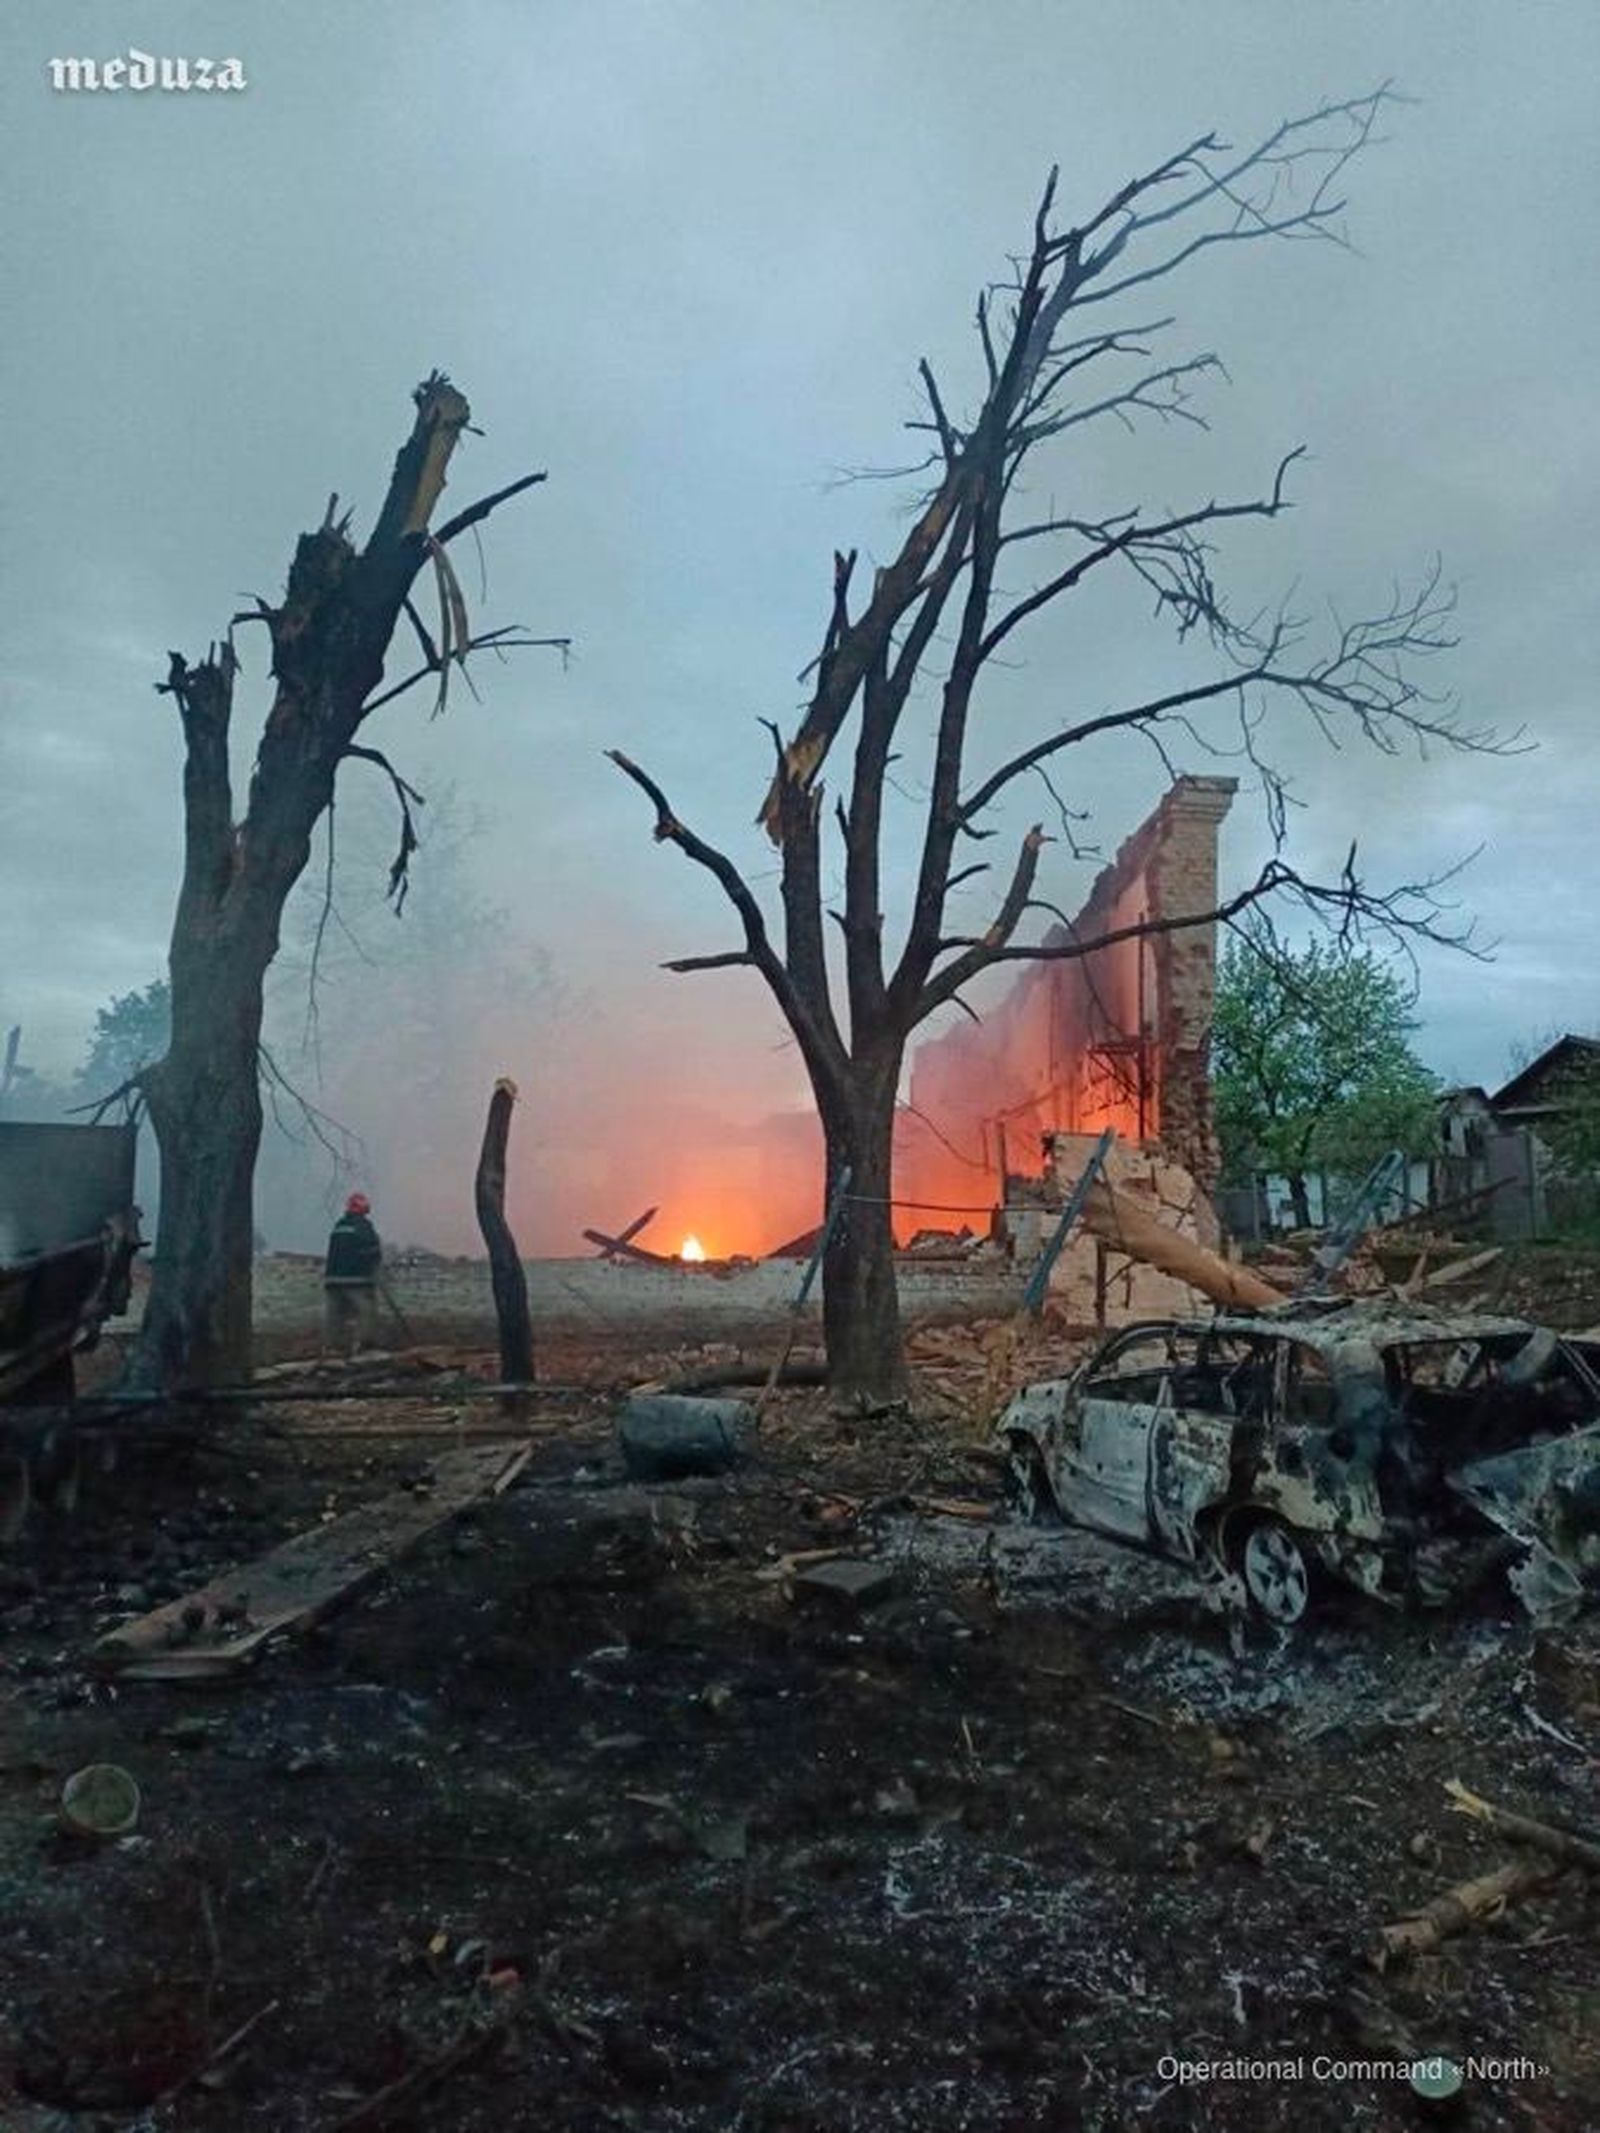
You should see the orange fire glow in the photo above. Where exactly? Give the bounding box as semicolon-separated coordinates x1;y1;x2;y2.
679;1234;707;1263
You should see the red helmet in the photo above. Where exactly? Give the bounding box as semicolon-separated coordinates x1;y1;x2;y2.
345;1192;371;1216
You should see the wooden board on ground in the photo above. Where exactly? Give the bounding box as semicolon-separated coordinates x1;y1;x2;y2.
91;1441;531;1682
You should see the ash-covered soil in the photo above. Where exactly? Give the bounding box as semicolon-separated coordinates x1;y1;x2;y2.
2;1332;1597;2131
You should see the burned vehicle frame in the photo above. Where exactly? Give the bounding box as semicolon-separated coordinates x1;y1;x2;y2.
996;1304;1600;1626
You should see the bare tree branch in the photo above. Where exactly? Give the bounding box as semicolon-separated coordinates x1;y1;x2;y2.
915;853;1485;1034
359;623;570;718
606;750;848;1092
434;469;548;546
341;744;426;911
608;94;1506;1407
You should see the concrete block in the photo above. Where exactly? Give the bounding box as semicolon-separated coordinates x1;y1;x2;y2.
792;1557;898;1610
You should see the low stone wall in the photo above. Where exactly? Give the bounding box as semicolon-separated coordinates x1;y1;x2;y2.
239;1252;1032;1343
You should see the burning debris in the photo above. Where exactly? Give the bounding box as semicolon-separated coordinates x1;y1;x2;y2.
583;1206;751;1271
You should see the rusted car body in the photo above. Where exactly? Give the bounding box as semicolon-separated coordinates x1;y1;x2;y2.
996;1303;1600;1625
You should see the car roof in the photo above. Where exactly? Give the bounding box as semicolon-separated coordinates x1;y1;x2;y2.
1153;1303;1538;1354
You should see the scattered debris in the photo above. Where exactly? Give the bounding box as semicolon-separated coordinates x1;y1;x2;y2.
1369;1776;1600;1968
332;2019;508;2131
6;1289;1599;2129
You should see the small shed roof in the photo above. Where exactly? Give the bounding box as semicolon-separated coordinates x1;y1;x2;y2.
1491;1034;1600;1115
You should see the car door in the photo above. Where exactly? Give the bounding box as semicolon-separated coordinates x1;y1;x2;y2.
1058;1328;1176;1541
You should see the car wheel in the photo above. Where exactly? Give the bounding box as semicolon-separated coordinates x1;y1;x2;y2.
1237;1516;1312;1626
1002;1437;1053;1524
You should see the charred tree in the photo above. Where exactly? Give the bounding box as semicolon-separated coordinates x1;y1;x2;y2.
475;1078;535;1385
132;376;559;1390
613;92;1511;1407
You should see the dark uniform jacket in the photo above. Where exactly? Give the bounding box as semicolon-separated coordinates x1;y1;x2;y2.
324;1212;382;1285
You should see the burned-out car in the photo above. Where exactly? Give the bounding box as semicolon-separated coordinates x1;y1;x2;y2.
996;1304;1600;1625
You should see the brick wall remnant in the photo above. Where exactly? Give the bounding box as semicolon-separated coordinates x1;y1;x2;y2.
900;776;1236;1215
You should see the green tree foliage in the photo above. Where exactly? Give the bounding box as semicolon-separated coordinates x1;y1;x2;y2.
1213;924;1438;1214
76;980;171;1103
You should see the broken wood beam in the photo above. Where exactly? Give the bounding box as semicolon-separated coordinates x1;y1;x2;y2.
1444;1777;1600;1874
581;1227;680;1266
476;1078;534;1385
1370;1858;1556;1969
1080;1180;1289;1312
1418;1247;1503;1292
92;1441;530;1681
594;1206;658;1254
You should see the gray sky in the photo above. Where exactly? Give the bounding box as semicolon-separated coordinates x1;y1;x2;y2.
4;0;1597;1146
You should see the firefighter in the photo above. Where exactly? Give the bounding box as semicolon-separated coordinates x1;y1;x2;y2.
323;1191;382;1357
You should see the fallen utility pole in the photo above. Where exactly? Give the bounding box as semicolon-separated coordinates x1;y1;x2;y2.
1299;1148;1408;1296
475;1078;534;1385
4;1380;594;1422
1023;1130;1114;1317
757;1165;853;1414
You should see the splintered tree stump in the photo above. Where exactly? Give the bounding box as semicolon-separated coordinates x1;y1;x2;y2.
476;1078;534;1386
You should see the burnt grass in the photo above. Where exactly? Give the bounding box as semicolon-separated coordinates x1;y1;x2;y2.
2;1338;1598;2132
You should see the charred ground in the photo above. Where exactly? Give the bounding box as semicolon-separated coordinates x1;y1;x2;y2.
1;1308;1597;2132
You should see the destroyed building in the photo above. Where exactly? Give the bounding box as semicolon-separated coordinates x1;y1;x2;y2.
898;776;1236;1222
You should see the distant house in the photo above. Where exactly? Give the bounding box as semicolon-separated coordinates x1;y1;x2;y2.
1489;1034;1600;1133
1493;1034;1600;1234
1434;1036;1600;1238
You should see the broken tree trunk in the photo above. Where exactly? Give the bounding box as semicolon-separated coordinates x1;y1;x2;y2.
129;374;551;1394
818;1073;908;1407
1370;1858;1556;1969
138;949;264;1391
1081;1180;1288;1313
476;1078;534;1385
